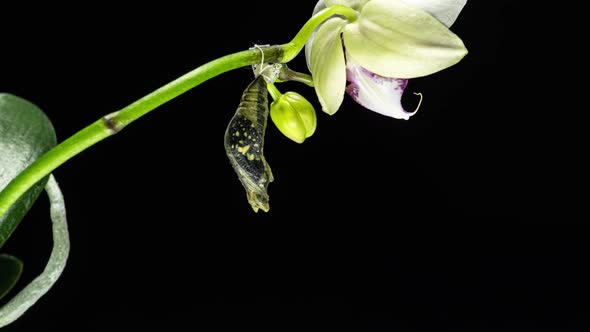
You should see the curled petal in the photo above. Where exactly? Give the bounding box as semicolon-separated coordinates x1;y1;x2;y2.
401;0;467;27
310;17;348;115
345;55;415;120
343;0;467;78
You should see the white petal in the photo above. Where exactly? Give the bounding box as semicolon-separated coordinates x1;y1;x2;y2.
343;0;467;78
314;0;327;11
345;54;415;120
401;0;467;27
325;0;369;11
310;17;348;115
305;0;327;72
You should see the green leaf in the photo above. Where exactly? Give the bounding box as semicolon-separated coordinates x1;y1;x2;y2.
0;254;23;301
0;93;57;249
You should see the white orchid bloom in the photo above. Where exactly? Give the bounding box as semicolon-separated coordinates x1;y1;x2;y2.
305;0;468;119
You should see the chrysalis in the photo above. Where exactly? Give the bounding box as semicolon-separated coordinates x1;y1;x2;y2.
224;75;273;212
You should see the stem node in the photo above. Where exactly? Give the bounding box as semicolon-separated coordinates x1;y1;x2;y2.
102;113;123;134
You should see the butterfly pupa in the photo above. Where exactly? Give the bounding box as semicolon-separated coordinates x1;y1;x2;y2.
224;75;273;212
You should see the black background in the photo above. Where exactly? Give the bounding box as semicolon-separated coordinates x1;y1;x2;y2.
1;1;587;331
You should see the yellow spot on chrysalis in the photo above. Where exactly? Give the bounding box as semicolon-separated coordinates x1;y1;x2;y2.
235;131;240;137
247;153;255;161
254;143;260;147
237;145;250;154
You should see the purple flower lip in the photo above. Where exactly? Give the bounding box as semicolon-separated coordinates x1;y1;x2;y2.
345;54;417;120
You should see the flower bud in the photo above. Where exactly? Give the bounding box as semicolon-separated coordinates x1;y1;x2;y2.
270;92;317;144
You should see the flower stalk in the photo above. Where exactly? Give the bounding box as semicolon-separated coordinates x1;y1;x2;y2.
0;4;357;221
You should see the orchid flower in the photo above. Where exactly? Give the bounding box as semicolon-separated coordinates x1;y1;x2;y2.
305;0;468;119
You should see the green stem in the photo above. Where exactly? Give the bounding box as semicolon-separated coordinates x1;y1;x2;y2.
282;5;358;62
266;83;283;101
278;66;315;87
0;45;281;220
0;4;357;225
